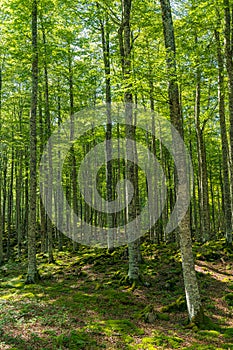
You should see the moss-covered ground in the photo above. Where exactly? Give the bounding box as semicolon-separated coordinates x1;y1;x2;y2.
0;239;233;349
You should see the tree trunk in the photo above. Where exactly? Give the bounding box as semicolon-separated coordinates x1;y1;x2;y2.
16;149;23;258
0;159;3;265
7;147;14;260
56;91;64;251
68;49;78;251
0;67;3;264
42;23;54;262
216;23;232;244
38;92;47;253
26;0;39;283
224;0;233;244
194;69;210;242
99;10;114;249
160;0;203;324
119;0;140;282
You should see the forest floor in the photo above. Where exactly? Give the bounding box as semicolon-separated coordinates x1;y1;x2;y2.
0;239;233;349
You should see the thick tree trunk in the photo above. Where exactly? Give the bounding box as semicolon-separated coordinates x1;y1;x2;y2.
160;0;203;324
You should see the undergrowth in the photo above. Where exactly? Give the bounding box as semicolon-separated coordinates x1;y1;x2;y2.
0;240;233;349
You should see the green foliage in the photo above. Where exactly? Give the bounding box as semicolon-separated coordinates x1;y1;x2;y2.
223;293;233;306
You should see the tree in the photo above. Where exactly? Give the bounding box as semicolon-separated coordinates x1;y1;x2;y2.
26;0;39;283
223;0;233;244
159;0;203;324
118;0;141;283
215;27;232;244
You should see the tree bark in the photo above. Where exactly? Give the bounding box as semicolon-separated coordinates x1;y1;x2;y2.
26;0;39;283
99;10;114;248
7;147;14;260
194;68;210;242
160;0;203;324
38;92;47;253
119;0;140;282
222;2;233;244
42;23;54;262
68;49;78;251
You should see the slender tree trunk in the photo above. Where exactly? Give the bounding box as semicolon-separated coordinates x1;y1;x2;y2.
100;12;114;249
119;0;140;282
26;0;39;283
224;0;233;242
160;0;203;324
209;167;216;235
16;150;23;258
56;91;64;251
188;124;198;239
68;50;78;251
0;67;3;264
23;150;29;239
194;72;210;242
38;92;47;253
0;168;2;263
0;175;2;264
7;147;14;260
216;26;232;244
42;24;54;263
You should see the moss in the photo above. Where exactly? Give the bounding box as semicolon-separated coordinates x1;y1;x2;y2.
152;330;183;348
157;312;170;321
223;327;233;338
96;319;144;339
223;293;233;306
25;270;41;284
190;307;205;327
188;311;219;331
182;344;219;350
198;330;220;338
119;274;142;289
161;296;186;312
0;293;14;300
53;330;98;349
95;282;102;290
138;305;170;323
138;304;157;323
112;270;124;279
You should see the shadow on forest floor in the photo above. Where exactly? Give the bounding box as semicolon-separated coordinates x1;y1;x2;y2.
0;241;233;349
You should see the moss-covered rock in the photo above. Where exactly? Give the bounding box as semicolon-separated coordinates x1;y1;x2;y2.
161;296;186;312
138;305;170;323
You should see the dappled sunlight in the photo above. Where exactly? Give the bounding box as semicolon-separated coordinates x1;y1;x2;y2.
1;242;233;349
